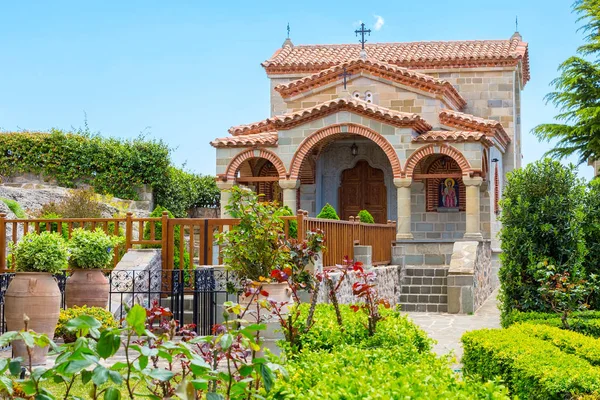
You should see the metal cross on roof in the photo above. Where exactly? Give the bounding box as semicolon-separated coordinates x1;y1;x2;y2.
338;66;352;89
287;22;290;39
355;22;371;49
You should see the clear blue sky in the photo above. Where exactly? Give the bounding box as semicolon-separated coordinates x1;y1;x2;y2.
0;0;593;179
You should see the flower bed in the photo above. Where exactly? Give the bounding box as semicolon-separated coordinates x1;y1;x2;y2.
462;324;600;399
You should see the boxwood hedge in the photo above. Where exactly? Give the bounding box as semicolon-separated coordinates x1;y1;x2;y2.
502;310;600;337
462;324;600;399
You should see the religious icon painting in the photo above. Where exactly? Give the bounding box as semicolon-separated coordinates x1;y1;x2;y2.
439;178;459;210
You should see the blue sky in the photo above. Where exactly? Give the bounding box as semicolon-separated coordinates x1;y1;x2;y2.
0;0;593;179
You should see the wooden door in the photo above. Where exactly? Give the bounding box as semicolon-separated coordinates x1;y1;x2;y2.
339;160;387;223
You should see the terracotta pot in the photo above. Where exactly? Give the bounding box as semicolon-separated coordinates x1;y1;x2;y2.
5;272;61;365
65;269;109;309
240;282;294;321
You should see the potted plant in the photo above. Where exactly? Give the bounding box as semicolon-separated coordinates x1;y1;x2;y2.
5;231;68;364
65;228;124;308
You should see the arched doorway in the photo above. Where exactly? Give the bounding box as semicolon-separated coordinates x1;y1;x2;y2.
339;160;387;223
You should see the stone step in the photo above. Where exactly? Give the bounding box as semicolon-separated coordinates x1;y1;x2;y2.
404;266;449;277
401;285;448;295
399;303;448;313
399;294;448;305
401;276;447;286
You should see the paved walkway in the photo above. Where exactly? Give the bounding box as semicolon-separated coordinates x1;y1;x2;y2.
404;289;501;363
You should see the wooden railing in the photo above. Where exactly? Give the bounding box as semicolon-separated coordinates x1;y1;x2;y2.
300;212;396;266
0;210;395;271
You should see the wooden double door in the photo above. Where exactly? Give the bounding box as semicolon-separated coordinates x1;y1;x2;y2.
339;160;387;223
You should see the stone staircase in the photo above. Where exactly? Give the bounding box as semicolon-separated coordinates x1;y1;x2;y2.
399;266;448;312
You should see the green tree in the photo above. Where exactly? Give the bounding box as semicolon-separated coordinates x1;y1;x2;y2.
498;159;587;316
532;0;600;164
357;210;375;224
317;203;340;220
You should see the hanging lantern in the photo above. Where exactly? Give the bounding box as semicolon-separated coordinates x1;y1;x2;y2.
351;142;358;157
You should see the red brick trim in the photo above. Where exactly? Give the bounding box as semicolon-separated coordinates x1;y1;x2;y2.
225;149;287;181
404;144;472;178
289;123;402;179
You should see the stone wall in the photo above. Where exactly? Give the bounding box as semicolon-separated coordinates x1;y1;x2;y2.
446;240;494;314
315;265;401;305
392;240;454;266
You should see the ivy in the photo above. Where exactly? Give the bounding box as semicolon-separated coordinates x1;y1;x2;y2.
0;130;170;200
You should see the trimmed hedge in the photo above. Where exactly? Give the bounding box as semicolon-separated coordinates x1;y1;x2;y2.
462;325;600;399
357;209;374;223
316;203;340;220
0;130;170;200
502;310;600;337
268;345;509;400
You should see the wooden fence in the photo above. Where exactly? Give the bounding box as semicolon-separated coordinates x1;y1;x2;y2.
0;211;395;271
300;212;396;266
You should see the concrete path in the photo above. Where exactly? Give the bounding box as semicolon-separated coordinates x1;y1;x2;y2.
404;289;501;363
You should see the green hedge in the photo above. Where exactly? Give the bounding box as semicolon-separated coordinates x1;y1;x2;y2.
295;304;432;353
357;209;374;223
502;310;600;337
462;325;600;399
316;203;340;220
153;166;219;217
0;130;170;200
268;345;509;400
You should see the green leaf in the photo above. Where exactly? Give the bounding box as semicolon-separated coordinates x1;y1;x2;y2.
97;331;121;359
126;304;147;335
19;331;35;348
81;370;92;385
8;359;21;376
92;365;109;386
65;359;94;375
103;387;121;400
65;315;102;331
146;368;174;382
0;331;18;347
108;370;123;385
220;334;233;350
0;376;13;395
206;393;225;400
109;362;128;371
260;363;274;393
189;359;211;376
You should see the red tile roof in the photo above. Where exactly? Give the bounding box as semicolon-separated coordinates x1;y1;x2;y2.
274;58;466;110
263;35;530;86
210;132;278;148
439;109;511;150
228;98;432;135
413;131;494;147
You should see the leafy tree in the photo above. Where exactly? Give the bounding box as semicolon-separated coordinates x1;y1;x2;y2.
498;159;587;316
317;203;340;220
532;0;600;164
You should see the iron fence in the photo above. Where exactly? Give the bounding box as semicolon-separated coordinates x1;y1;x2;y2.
0;268;238;337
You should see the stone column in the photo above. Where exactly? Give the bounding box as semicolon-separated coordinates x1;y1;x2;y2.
215;181;235;218
463;176;483;240
393;177;413;240
279;179;300;213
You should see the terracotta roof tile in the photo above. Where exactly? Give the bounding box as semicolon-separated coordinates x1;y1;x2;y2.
413;130;493;147
274;58;466;109
210;132;278;148
229;98;432;135
263;36;530;86
439;109;511;150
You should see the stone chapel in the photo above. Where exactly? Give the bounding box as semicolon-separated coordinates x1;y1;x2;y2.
211;32;529;251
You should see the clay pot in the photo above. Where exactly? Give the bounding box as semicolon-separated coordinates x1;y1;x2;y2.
5;273;61;365
65;269;109;309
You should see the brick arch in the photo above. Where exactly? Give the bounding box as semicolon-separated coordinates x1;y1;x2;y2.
289;123;402;179
225;148;287;181
404;144;472;178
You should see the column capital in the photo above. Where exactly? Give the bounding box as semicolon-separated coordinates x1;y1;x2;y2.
393;177;412;188
278;179;300;190
462;176;483;187
216;181;235;190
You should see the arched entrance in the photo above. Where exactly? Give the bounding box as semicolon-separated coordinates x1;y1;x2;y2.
339;160;387;223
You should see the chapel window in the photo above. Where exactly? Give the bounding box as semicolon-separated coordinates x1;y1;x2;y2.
353;91;361;99
365;91;373;103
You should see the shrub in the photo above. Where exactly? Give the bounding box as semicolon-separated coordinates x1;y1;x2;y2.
295;303;432;353
268;345;510;399
68;228;124;270
357;209;374;223
0;130;170;200
218;186;291;281
143;206;190;271
584;179;600;308
38;188;104;218
55;305;118;343
153;166;220;217
501;309;600;337
9;231;68;273
280;205;298;238
462;326;600;399
316;203;340;220
498;159;587;317
0;198;26;218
